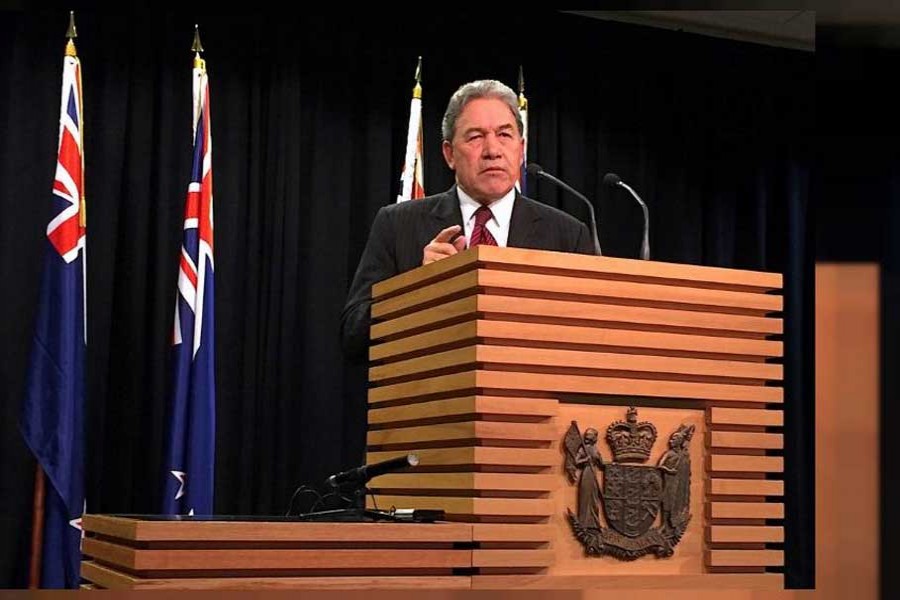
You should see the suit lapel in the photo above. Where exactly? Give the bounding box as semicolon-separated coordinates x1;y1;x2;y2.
507;194;542;248
427;188;541;247
429;186;465;231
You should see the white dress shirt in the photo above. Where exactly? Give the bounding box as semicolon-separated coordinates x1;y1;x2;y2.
457;186;515;248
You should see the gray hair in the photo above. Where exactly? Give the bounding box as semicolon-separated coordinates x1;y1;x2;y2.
441;79;523;142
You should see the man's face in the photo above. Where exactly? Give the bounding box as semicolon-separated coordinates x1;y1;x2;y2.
442;97;524;204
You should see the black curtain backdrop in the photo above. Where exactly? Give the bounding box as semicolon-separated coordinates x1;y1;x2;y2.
0;9;814;588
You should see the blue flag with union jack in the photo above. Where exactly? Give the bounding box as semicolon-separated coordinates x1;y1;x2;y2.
19;48;87;589
162;54;215;515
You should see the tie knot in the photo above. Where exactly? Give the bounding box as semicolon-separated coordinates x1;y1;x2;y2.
474;205;494;227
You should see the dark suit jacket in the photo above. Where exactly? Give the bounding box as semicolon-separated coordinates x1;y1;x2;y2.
341;186;595;361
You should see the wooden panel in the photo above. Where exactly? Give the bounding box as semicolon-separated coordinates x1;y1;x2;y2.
708;407;784;427
475;295;783;334
472;269;783;312
370;370;782;404
368;371;477;404
476;246;783;289
706;549;784;567
370;321;476;362
82;561;147;590
372;295;783;341
83;538;471;571
472;549;554;568
709;502;784;519
367;421;556;445
472;524;553;542
371;346;476;381
475;371;783;403
366;447;558;468
708;525;784;543
372;246;782;300
373;271;478;319
816;264;880;600
369;472;555;492
372;246;477;299
371;296;478;340
470;346;783;381
82;515;139;540
83;537;134;567
371;320;783;363
371;345;783;383
373;254;783;315
368;396;558;426
81;561;471;590
470;573;785;590
708;455;784;473
473;321;783;357
82;515;472;543
709;478;784;496
709;431;784;449
368;495;552;517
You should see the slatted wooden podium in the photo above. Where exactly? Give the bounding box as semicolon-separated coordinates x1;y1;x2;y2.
81;246;786;590
365;246;785;589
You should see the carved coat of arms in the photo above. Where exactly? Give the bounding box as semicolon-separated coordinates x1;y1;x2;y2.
563;407;695;560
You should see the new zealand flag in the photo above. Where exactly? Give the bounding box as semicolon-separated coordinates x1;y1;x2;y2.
20;51;87;589
162;56;215;516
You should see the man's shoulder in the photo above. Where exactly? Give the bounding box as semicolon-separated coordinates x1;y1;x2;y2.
380;189;455;217
518;194;586;228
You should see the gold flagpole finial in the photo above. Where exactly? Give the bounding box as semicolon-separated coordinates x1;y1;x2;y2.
192;24;205;69
66;11;77;39
412;56;422;100
191;24;204;53
65;11;78;56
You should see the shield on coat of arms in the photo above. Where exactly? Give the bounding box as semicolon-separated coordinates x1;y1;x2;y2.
602;463;664;538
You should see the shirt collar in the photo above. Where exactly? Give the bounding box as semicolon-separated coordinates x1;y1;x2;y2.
457;185;516;229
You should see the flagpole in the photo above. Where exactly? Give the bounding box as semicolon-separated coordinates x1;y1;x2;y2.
27;464;45;589
517;65;528;195
397;56;424;202
68;11;88;344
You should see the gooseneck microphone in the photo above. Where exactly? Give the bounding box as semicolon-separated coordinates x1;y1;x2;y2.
326;453;419;488
526;163;602;256
603;173;650;261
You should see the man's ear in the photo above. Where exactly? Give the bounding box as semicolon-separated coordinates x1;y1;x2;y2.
442;140;455;170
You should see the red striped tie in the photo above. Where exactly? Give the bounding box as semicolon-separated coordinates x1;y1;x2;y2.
470;205;497;247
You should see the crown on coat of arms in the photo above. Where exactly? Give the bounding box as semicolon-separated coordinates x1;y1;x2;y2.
606;407;658;463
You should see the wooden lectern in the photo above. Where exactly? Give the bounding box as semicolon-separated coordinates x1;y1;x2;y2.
365;246;785;589
81;246;785;590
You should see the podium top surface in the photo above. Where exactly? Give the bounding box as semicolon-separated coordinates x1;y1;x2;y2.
372;246;782;300
82;514;473;542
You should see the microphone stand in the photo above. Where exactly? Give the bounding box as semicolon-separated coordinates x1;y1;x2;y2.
527;163;602;256
291;483;401;522
288;453;443;522
602;172;651;261
616;180;650;261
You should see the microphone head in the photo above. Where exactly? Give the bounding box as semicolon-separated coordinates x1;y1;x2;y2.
526;162;544;176
603;173;622;187
407;453;420;467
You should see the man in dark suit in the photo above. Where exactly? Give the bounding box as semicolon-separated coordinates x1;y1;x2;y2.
341;80;594;361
